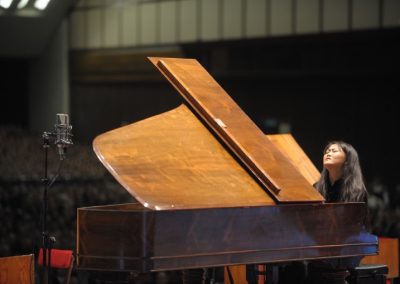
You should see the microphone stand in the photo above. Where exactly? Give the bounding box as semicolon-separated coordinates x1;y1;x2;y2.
41;132;52;284
41;132;58;284
40;114;72;284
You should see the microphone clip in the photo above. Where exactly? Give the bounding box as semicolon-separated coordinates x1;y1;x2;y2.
42;114;73;160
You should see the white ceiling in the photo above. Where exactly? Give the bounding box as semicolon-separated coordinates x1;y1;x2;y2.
0;0;77;58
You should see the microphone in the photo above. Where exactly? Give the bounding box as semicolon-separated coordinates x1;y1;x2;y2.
54;113;73;160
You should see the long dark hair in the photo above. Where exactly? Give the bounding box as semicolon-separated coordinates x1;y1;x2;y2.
315;141;367;202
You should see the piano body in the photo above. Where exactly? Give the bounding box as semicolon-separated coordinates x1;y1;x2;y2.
76;57;377;274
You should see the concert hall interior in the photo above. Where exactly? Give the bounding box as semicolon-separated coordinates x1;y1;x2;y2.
0;1;399;283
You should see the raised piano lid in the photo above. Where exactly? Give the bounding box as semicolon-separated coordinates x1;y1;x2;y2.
150;57;323;203
267;134;321;186
93;57;324;210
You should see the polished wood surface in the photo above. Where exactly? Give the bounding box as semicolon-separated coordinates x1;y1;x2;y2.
0;254;34;284
148;57;323;203
81;57;377;275
267;134;320;186
94;104;274;210
224;134;322;284
362;237;399;279
224;265;246;284
77;202;376;272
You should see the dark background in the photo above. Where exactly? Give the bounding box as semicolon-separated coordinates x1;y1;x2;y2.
70;30;400;187
1;28;399;258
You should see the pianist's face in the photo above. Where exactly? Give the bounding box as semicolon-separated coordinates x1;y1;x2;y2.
323;143;346;170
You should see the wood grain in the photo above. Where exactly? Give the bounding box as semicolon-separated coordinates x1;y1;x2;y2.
267;134;320;186
148;57;323;203
0;254;34;284
77;202;377;272
93;104;275;210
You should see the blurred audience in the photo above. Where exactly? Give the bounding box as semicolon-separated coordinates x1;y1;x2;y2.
0;125;134;257
368;176;400;237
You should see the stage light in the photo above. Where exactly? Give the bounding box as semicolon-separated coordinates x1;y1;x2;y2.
17;0;29;9
34;0;50;10
0;0;14;9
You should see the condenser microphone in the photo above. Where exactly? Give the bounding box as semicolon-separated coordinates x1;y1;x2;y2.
54;113;73;160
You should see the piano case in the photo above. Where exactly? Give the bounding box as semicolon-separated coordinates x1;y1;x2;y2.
76;57;377;274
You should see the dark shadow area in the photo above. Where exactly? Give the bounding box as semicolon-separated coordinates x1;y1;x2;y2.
0;59;29;127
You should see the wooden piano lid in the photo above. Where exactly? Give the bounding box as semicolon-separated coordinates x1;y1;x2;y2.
93;57;324;210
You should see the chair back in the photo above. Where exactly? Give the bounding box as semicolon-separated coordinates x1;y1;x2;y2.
0;254;35;284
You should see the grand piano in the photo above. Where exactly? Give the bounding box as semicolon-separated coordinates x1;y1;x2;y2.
76;57;377;277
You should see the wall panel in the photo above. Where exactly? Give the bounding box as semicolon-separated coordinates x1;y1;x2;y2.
68;0;400;50
353;0;379;30
296;0;319;34
323;0;349;32
200;0;220;41
121;4;138;47
70;10;86;49
160;1;178;44
87;8;102;48
383;0;400;27
139;2;157;46
245;0;267;38
179;0;198;42
222;0;242;39
104;7;120;47
271;0;292;35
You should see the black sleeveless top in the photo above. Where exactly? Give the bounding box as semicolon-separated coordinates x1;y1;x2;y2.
325;178;344;202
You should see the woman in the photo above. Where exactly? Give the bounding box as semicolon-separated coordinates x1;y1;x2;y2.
307;141;369;284
315;141;368;203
